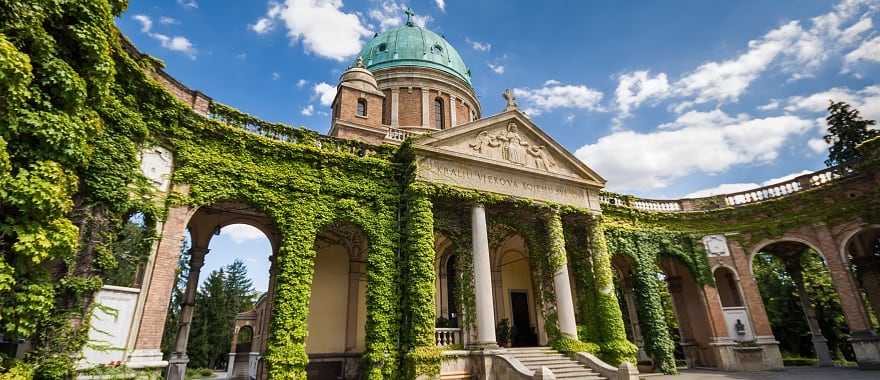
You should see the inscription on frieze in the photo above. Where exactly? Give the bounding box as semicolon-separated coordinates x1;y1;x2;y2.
417;156;596;209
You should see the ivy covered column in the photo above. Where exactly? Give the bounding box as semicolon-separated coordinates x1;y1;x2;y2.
630;254;677;374
546;209;578;340
401;192;439;377
586;217;637;365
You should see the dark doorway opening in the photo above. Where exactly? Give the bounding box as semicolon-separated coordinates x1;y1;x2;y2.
510;291;537;347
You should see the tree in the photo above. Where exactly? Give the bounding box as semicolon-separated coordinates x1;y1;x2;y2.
824;101;878;167
186;259;257;369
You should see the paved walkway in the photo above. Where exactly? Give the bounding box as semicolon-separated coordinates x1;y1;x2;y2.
643;367;878;380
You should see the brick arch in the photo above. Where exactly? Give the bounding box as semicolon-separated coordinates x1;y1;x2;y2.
746;236;825;277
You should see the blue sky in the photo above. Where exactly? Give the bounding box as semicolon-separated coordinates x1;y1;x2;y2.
120;1;879;285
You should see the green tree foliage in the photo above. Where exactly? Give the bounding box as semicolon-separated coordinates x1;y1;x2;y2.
752;251;852;360
187;260;256;369
824;101;878;167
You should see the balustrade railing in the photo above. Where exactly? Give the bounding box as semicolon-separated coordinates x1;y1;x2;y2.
601;165;853;212
434;328;462;347
385;126;419;142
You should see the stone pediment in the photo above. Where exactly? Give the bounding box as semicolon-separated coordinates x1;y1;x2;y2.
414;110;605;187
413;110;605;210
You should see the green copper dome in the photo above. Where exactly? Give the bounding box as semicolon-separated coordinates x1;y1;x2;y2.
359;18;471;85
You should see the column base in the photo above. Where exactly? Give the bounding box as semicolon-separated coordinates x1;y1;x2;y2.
467;342;500;350
810;335;834;367
707;338;783;371
850;331;880;370
126;349;168;369
165;353;189;380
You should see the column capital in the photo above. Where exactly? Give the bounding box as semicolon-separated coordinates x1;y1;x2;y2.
189;247;209;269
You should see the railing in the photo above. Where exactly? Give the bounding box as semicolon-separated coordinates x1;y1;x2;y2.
601;165;854;213
385;126;419;142
435;328;462;347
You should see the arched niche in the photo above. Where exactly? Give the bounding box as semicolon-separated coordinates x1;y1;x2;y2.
713;266;743;308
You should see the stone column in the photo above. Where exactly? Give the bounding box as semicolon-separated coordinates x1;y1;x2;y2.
471;204;498;348
421;88;431;128
345;260;366;352
622;277;649;361
391;89;399;127
167;247;208;380
546;210;578;339
450;96;457;127
784;258;834;367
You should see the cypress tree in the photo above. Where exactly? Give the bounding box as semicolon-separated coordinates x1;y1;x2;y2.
824;101;878;167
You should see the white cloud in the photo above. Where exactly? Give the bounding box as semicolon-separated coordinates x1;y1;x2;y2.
614;70;671;118
683;170;814;198
808;137;831;153
758;99;780;111
369;1;430;31
435;0;446;12
844;35;880;67
543;79;561;86
296;79;308;88
564;114;575;124
313;82;337;106
465;37;491;52
178;0;198;9
644;1;879;113
575;111;814;191
133;15;152;33
252;0;372;61
657;109;748;130
222;224;266;244
159;16;179;25
488;63;505;74
301;104;315;116
513;81;604;116
272;72;281;80
783;85;880;121
151;34;196;58
251;2;283;34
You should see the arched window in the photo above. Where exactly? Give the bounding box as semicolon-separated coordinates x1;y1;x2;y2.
356;98;367;117
434;97;444;129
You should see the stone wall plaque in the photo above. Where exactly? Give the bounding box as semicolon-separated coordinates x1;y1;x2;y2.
140;146;173;192
703;235;730;257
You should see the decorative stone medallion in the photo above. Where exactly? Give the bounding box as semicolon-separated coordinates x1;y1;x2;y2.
702;234;730;257
140;146;173;192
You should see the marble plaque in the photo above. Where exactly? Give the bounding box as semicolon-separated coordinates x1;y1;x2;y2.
702;235;730;257
140;146;173;192
417;155;596;209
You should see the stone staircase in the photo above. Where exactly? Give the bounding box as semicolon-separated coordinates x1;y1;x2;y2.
506;347;607;379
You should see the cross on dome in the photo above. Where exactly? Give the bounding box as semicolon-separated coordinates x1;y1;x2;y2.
405;8;415;26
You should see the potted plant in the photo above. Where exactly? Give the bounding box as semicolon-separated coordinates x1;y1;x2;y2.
496;318;511;347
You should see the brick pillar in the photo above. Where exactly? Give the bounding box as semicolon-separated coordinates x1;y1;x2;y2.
728;241;774;338
129;205;192;367
701;284;731;340
814;224;880;368
813;224;872;332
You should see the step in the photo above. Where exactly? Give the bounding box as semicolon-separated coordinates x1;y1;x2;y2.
440;371;472;380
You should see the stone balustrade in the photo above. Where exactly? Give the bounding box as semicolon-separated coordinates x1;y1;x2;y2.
385;126;419;142
435;328;463;347
602;165;853;213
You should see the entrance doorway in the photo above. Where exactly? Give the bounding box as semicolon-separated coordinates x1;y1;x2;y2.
510;291;537;347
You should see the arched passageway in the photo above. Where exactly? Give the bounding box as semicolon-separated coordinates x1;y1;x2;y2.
304;221;368;380
164;201;279;379
751;240;852;366
492;239;540;348
843;226;880;330
658;257;719;368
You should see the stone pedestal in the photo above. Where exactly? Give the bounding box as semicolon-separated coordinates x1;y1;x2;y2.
851;331;880;369
166;353;188;380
